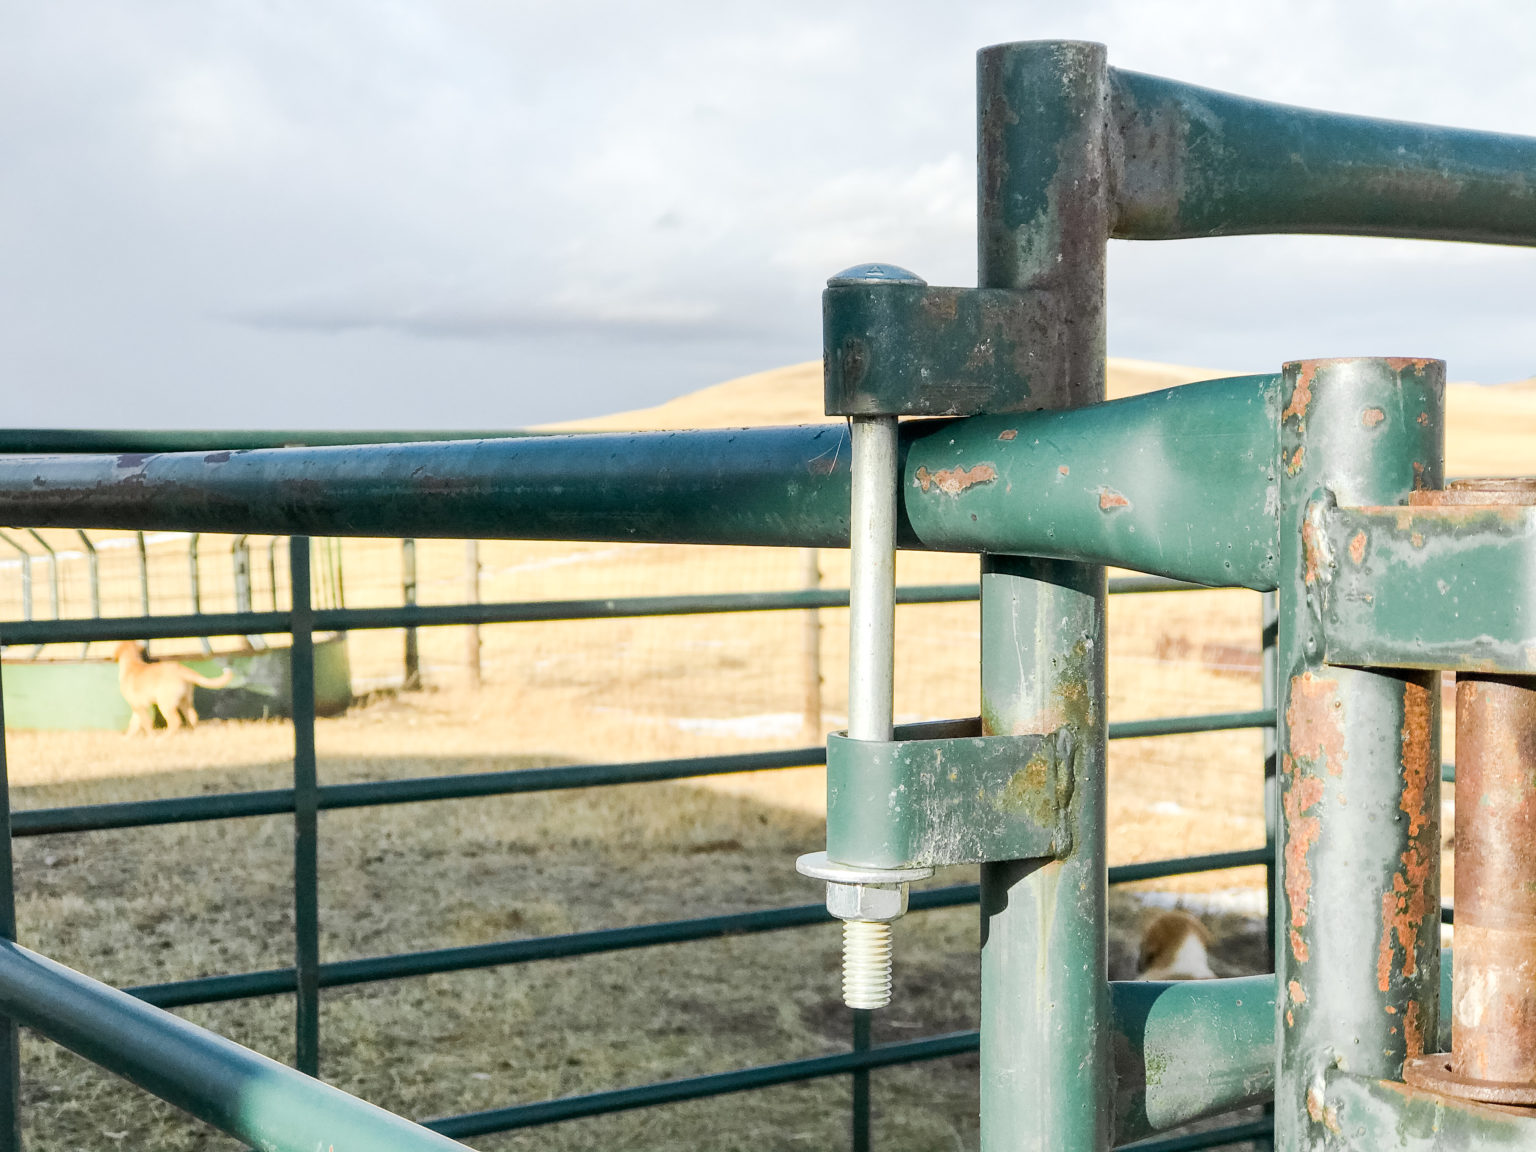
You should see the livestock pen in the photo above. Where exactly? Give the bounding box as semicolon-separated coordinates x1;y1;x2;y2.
0;36;1533;1152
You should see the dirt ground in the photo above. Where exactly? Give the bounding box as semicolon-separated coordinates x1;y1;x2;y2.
2;355;1520;1148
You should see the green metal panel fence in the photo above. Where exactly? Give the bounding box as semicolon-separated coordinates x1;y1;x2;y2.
0;553;1275;1149
1;33;1534;1152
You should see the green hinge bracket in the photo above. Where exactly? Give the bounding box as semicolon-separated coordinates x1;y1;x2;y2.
823;276;1061;417
826;720;1074;870
1312;495;1536;673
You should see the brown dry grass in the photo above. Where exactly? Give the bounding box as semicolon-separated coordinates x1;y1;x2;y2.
7;355;1521;1148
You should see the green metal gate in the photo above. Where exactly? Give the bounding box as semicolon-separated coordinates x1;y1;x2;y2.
0;36;1534;1152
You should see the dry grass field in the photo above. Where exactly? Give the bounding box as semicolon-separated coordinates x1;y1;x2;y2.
3;357;1529;1148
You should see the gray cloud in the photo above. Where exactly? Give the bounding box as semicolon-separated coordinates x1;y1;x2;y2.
3;1;1536;429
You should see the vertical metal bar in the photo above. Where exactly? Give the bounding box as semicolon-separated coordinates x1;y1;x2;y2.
464;540;481;688
289;537;320;1077
801;548;823;742
1262;590;1279;965
75;530;97;660
846;415;896;1150
852;1008;871;1152
135;530;150;617
402;539;420;691
23;531;58;620
188;535;212;656
1275;357;1443;1149
847;419;897;744
0;533;34;625
233;536;264;650
1452;672;1536;1084
75;531;98;618
976;41;1111;1152
267;538;280;612
0;670;22;1149
332;538;346;608
1258;589;1278;1150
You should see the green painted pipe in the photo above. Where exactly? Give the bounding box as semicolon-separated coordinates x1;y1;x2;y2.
1111;975;1275;1144
902;373;1281;591
1112;68;1536;246
0;940;470;1151
0;379;1283;588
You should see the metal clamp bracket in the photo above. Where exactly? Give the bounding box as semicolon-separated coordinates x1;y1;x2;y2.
1312;491;1536;673
826;719;1075;870
823;268;1059;417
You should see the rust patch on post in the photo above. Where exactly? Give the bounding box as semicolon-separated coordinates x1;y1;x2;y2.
1404;1000;1425;1059
1362;408;1385;428
1286;446;1306;476
1283;673;1345;966
1283;364;1318;425
1300;518;1325;586
1289;980;1306;1004
1057;464;1069;476
913;463;998;495
997;429;1018;441
1097;487;1130;511
1382;680;1435;992
1348;531;1367;565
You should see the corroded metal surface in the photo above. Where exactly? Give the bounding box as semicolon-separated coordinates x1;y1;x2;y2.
1451;672;1536;1091
1109;68;1536;246
1276;357;1444;1151
1318;499;1536;674
975;39;1112;1152
826;729;1071;869
1320;1069;1536;1148
902;372;1281;590
1110;974;1275;1145
822;285;1083;416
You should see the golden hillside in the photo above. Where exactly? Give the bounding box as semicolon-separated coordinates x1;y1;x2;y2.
546;358;1536;477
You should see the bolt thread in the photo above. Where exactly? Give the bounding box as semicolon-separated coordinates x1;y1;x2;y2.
842;920;893;1010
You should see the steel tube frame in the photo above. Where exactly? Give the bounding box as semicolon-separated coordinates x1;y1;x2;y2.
1274;358;1444;1149
0;939;470;1151
975;40;1113;1152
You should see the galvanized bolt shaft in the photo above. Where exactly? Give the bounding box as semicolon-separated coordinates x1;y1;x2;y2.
799;263;931;1011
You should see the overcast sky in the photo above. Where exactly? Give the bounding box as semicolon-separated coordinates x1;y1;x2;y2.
4;1;1535;430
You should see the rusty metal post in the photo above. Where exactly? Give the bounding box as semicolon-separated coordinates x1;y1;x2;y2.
1404;478;1536;1106
1275;357;1443;1149
976;41;1111;1152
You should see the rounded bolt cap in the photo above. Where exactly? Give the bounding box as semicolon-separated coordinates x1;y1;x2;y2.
796;851;933;885
826;263;927;287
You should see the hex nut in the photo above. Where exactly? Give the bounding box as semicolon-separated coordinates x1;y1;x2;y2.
825;881;907;922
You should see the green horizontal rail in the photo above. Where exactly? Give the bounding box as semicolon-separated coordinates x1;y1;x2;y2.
1118;1118;1273;1152
0;417;1278;586
1111;68;1536;245
0;940;470;1151
13;709;1271;838
123;849;1264;1010
1109;710;1273;740
0;574;1206;647
427;976;1277;1148
426;1029;981;1138
0;430;543;452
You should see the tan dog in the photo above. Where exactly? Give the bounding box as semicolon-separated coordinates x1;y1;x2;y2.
114;641;233;734
1136;909;1216;981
